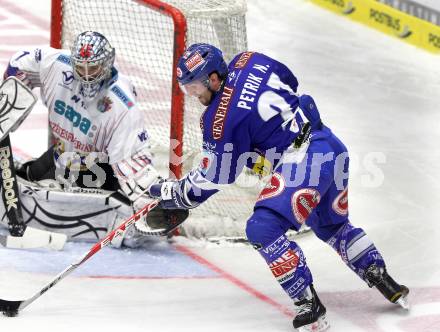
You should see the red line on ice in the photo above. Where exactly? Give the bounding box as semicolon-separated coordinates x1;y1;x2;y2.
86;275;221;280
174;244;295;318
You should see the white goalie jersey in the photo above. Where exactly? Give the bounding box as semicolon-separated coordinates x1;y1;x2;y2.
5;47;160;200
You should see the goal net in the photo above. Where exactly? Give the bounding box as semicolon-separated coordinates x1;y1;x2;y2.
51;0;265;240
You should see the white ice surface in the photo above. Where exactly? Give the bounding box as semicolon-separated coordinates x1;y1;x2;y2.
1;0;440;331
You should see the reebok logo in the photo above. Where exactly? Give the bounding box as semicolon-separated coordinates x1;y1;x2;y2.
0;147;18;211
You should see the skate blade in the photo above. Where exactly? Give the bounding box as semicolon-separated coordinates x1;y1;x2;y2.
396;295;410;310
297;315;330;332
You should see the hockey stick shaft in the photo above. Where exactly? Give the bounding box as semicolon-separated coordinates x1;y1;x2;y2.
0;199;159;313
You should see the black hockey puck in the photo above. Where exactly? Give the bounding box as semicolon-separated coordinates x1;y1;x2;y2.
2;310;18;317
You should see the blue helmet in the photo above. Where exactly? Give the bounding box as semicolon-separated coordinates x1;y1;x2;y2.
176;43;228;86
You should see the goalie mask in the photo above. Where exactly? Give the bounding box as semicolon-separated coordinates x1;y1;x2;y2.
176;43;228;96
71;31;115;99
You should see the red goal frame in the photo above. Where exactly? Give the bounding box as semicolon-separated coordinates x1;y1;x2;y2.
50;0;187;179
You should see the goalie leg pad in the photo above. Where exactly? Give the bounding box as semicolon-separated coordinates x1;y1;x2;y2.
2;226;67;250
246;208;313;300
325;220;385;281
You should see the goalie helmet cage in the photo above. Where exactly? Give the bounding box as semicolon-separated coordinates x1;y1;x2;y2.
50;0;264;239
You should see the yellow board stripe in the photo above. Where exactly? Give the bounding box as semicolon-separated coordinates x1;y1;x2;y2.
310;0;440;53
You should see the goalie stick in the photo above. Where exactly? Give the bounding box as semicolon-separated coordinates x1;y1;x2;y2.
0;77;66;250
0;199;161;317
0;135;26;237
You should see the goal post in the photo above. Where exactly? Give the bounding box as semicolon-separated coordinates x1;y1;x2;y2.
50;0;258;239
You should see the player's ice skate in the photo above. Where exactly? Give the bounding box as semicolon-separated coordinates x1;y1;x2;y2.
365;264;410;310
396;293;410;310
292;285;330;332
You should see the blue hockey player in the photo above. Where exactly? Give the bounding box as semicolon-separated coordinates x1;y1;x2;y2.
149;44;409;331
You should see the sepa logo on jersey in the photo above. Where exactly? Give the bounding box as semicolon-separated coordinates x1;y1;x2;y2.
54;100;92;135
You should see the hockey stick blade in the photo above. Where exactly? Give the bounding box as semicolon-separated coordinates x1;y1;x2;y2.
0;200;159;316
0;299;22;314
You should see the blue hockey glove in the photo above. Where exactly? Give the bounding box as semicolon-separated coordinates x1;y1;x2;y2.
149;179;197;210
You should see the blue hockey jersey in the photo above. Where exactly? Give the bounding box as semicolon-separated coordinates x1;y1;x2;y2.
183;51;317;204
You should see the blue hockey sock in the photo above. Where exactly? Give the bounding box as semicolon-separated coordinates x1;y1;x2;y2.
326;221;385;282
257;234;313;299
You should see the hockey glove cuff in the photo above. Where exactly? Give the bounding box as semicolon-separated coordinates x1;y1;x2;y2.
149;180;199;210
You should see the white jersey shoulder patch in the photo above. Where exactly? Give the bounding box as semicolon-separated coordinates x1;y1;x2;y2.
108;75;136;110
